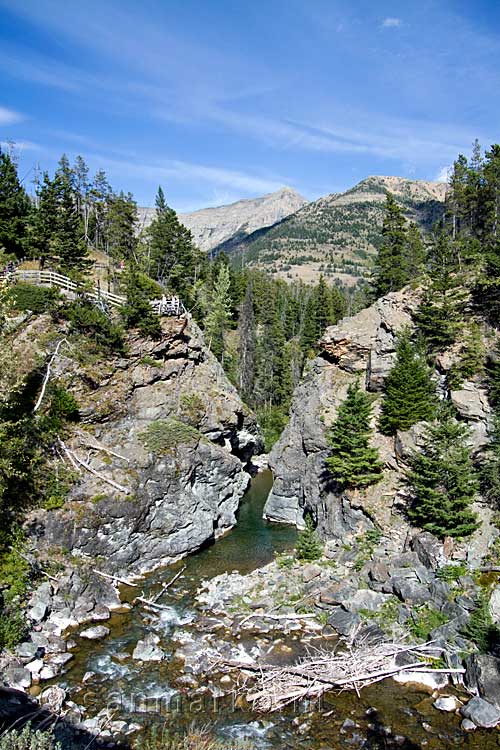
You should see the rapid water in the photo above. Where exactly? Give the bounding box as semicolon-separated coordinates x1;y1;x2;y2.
56;472;498;749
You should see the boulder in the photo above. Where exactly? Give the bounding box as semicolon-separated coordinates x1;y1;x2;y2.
79;626;110;640
301;564;323;582
465;654;500;707
326;608;361;637
4;667;31;690
27;602;48;623
132;633;164;662
411;533;444;570
15;642;39;660
40;686;66;712
392;578;430;605
461;696;500;728
92;604;111;621
450;383;490;422
344;589;392;614
320;582;358;607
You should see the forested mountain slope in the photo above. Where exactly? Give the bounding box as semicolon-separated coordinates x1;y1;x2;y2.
227;176;446;285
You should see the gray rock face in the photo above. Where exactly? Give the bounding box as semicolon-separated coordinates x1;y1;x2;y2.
139;187;308;253
465;654;500;707
264;289;416;536
411;533;444;570
26;317;261;576
327;608;361;637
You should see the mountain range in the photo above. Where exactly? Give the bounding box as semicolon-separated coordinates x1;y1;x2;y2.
139;176;447;285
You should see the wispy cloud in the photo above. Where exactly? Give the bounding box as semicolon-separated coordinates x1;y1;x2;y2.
0;106;24;126
382;17;402;28
435;165;451;182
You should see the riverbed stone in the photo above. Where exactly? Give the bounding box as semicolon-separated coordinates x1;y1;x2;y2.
461;696;500;728
79;625;110;640
301;564;323;582
91;604;111;621
132;633;164;662
433;695;460;712
4;667;31;690
320;582;357;606
15;642;39;660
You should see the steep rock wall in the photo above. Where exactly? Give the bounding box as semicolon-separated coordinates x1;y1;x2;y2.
264;289;494;557
23;316;262;576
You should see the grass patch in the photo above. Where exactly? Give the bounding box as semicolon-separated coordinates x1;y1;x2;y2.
408;604;448;640
139;419;202;454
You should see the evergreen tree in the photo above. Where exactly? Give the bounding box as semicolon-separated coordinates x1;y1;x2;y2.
121;269;161;339
205;263;232;361
299;290;319;356
415;232;466;352
326;381;383;489
296;515;323;561
403;223;426;279
406;407;479;538
0;149;31;258
372;193;409;297
237;280;256;401
379;329;436;435
147;186;203;304
105;192;138;261
447;322;485;390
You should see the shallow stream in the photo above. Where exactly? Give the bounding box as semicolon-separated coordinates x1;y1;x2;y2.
55;472;500;749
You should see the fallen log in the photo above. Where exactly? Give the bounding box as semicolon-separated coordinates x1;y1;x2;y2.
92;569;139;588
214;639;465;711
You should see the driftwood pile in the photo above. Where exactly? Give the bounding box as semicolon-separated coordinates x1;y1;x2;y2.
219;635;465;712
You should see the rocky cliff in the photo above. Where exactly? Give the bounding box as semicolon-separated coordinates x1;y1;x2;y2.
264;288;495;563
21;315;262;577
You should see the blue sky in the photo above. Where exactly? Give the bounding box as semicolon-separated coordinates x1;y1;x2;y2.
0;0;499;211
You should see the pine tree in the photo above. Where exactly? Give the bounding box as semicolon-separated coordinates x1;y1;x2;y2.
372;193;409;297
0;149;31;258
121;269;161;339
105;192;138;261
326;381;383;489
406;407;479;539
379;329;436;435
205;263;232;361
415;232;466;352
296;515;323;561
403;223;426;279
447;322;485;390
147;186;203;304
237;280;256;401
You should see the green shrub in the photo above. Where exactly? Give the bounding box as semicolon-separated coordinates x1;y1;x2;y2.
0;609;28;650
462;592;500;653
60;298;125;353
180;393;206;426
8;283;60;314
0;724;60;750
139;419;202;454
408;604;448;640
436;563;467;582
296;515;323;561
256;405;289;452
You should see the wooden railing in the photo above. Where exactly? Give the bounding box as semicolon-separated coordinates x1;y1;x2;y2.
6;269;186;316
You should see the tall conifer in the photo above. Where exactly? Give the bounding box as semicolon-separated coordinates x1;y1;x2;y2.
326;381;383;489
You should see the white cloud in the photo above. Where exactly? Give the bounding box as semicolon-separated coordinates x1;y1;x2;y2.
382;17;402;28
435;165;451;182
0;106;24;126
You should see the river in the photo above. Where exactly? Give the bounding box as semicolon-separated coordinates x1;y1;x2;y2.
55;472;498;750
